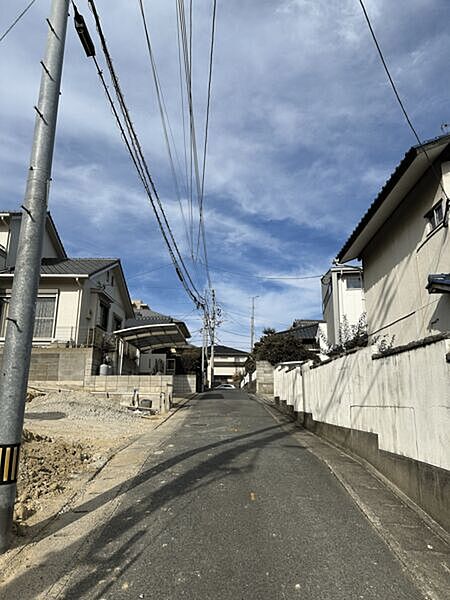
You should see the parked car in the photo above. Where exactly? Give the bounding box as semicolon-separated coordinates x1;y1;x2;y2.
215;383;235;390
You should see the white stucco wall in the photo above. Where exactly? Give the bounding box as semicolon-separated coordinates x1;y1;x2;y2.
322;268;365;346
275;340;450;470
363;163;450;345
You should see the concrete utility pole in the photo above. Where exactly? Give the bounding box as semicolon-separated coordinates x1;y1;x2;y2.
250;295;259;352
0;0;70;553
201;312;207;392
208;289;216;388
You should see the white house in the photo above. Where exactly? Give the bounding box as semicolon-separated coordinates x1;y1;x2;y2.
0;210;134;348
321;263;365;347
208;345;248;385
337;134;450;345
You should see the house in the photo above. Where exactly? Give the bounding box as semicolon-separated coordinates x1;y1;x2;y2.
208;344;249;386
276;319;328;354
0;211;134;349
321;263;365;347
337;134;450;345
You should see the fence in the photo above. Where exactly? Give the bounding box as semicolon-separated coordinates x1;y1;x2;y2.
273;336;450;531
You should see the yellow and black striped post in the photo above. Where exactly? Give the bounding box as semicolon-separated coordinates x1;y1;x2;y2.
0;445;21;486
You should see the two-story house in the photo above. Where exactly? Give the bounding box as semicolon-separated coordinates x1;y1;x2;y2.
337;134;450;345
0;209;134;350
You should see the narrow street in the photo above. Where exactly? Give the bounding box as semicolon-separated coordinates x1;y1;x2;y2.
2;389;428;600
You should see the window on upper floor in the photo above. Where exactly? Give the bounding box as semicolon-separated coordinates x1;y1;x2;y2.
346;274;362;289
113;314;122;331
425;199;444;232
98;301;109;330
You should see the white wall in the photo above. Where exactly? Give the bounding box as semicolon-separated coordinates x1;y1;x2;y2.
322;267;365;346
275;339;450;470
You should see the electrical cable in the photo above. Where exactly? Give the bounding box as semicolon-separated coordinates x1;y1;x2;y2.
137;0;191;254
194;259;323;281
88;0;204;304
0;0;38;42
358;0;450;203
196;0;217;260
76;1;205;309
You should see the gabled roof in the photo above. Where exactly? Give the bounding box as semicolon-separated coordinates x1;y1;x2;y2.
0;210;67;259
277;320;322;341
208;345;249;357
0;257;118;276
337;134;450;263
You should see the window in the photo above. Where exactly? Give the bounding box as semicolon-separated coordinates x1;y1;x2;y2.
425;200;445;232
113;314;122;331
33;297;56;338
98;302;109;330
346;275;362;289
0;297;56;338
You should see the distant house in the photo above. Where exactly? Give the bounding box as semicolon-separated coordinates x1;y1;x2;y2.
321;263;365;347
337;135;450;345
208;345;249;385
0;210;134;348
275;319;328;354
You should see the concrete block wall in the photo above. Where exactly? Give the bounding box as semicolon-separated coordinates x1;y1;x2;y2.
255;360;274;395
173;374;196;396
0;347;98;382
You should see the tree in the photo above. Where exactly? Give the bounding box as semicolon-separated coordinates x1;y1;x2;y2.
253;330;320;366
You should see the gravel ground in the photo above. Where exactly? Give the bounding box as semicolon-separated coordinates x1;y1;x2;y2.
13;389;160;532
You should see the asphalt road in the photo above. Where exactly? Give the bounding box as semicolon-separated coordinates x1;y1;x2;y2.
61;390;424;600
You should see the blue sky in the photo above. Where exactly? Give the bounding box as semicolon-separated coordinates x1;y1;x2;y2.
1;0;450;350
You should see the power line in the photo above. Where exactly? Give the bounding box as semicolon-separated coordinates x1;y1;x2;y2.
75;1;204;309
195;0;217;265
176;0;211;291
137;0;191;254
358;0;450;203
0;0;38;42
88;0;203;304
194;259;323;281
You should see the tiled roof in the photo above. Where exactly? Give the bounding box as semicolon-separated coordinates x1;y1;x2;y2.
0;257;118;276
337;133;450;262
277;321;322;340
132;308;173;324
209;345;249;356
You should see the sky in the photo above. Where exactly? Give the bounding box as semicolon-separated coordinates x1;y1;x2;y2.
1;0;450;351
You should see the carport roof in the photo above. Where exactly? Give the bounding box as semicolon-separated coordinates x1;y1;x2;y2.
113;321;190;352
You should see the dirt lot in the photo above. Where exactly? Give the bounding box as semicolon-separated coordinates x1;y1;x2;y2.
14;389;159;532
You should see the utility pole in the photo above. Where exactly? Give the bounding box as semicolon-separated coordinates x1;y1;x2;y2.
0;0;70;553
250;295;259;352
201;311;206;392
208;289;216;388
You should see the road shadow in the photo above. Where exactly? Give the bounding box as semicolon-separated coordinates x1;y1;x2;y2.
1;418;296;599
